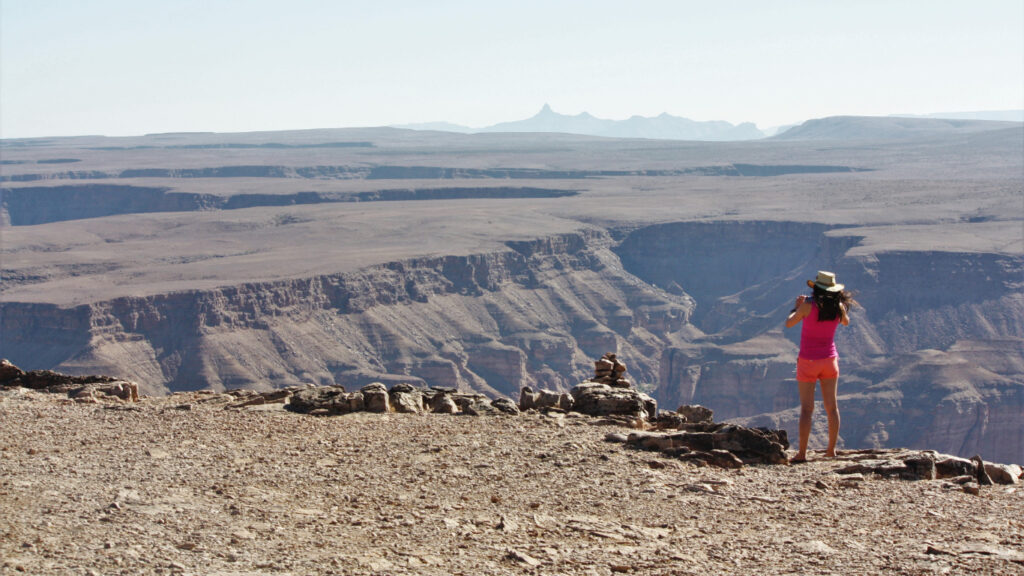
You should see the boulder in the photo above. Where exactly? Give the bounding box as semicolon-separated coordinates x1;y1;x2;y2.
421;387;453;411
569;382;657;420
902;455;937;480
699;449;744;469
651;411;688;430
984;463;1022;485
360;383;390;413
935;456;976;478
286;386;363;415
627;431;686;452
491;398;520;415
676;404;714;424
451;392;489;412
431;394;459;414
463;401;499;416
227;387;296;408
389;383;423;414
72;387;98;404
519;386;574;412
0;359;24;383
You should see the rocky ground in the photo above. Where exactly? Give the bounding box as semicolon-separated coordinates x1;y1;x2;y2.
2;388;1022;576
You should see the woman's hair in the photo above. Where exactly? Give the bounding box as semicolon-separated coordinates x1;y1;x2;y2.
812;286;858;321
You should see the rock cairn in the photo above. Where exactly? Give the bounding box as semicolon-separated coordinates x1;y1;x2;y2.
0;359;138;403
520;352;658;420
593;352;631;387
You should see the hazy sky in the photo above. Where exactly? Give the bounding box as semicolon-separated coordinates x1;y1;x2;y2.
2;0;1022;138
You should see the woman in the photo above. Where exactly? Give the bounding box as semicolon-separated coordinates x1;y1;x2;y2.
785;271;856;462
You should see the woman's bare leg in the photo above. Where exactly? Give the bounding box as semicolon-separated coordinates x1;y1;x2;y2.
795;380;817;461
820;377;840;457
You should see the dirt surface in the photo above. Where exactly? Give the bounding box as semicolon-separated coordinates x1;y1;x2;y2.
2;389;1021;576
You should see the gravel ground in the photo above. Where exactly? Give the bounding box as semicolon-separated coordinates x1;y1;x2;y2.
2;388;1022;576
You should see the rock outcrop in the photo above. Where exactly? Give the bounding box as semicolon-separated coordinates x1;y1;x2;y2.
621;418;790;467
828;449;1023;493
567;353;658;420
0;359;139;403
282;381;517;418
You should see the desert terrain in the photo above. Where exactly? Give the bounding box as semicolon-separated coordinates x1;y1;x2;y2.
1;117;1022;463
1;386;1022;576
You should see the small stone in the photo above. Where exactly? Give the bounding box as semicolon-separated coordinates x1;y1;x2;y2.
497;515;518;532
703;449;744;469
971;455;993;486
838;474;864;488
963;482;980;495
797;540;838;555
507;549;542;567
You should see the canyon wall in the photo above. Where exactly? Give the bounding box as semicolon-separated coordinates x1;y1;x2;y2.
1;229;693;399
614;221;1023;462
0;184;577;226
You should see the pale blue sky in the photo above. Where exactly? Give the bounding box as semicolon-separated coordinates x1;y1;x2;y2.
2;0;1022;138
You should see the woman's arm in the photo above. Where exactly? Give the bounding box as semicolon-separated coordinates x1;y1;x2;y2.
839;302;850;326
785;296;812;328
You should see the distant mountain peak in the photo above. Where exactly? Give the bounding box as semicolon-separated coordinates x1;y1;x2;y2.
396;105;766;141
482;106;764;141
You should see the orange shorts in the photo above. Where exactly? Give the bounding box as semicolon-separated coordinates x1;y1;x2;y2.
796;357;839;383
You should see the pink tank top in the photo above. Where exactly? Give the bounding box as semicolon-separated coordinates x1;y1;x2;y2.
799;302;840;360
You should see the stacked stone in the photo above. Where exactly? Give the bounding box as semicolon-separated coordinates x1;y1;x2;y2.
592;352;631;388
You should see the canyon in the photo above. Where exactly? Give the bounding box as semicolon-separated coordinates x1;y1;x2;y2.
1;118;1021;462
